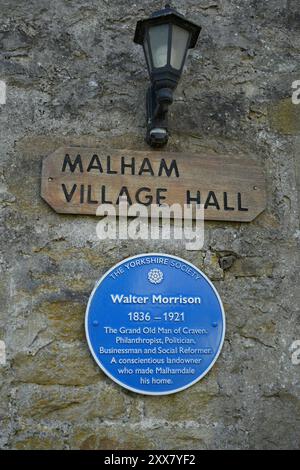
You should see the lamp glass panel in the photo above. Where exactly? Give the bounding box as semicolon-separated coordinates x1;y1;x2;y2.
149;24;169;68
143;37;151;72
170;25;190;70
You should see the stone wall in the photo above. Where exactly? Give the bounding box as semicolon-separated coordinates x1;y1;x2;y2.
0;0;299;450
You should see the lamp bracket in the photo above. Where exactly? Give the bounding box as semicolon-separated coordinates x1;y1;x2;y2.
146;85;173;147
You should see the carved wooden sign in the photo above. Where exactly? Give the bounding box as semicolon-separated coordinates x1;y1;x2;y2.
41;147;266;222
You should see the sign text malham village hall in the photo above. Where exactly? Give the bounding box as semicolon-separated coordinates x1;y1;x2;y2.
41;147;266;222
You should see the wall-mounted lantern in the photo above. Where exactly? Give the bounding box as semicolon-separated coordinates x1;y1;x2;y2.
134;4;201;147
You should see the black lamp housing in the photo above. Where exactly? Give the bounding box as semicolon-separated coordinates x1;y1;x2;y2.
134;5;201;147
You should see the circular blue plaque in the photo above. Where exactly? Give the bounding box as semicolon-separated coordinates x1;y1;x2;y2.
85;253;225;395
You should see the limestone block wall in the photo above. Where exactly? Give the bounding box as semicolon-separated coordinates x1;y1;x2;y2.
0;0;299;449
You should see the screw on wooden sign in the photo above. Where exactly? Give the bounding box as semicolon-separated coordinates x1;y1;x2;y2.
41;147;266;222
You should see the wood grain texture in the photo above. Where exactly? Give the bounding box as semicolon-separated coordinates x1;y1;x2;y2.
41;147;266;222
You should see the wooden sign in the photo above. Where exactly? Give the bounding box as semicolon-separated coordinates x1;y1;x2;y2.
41;147;266;222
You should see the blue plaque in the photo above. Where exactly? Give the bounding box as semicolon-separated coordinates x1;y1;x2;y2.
85;254;225;395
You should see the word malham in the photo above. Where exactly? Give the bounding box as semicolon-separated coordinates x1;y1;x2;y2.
60;153;249;211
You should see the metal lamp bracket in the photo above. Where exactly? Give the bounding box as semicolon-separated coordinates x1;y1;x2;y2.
146;85;173;147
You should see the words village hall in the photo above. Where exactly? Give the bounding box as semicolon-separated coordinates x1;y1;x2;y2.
60;152;249;212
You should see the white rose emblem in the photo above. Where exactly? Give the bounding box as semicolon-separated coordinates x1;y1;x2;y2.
148;268;164;285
